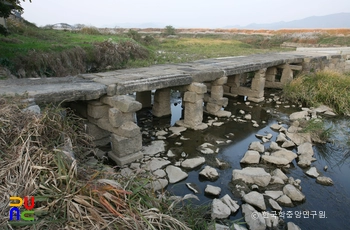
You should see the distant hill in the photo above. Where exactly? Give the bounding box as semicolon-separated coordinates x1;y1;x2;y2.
226;13;350;29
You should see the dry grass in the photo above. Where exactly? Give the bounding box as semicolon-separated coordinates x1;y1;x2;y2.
92;40;149;71
0;97;191;229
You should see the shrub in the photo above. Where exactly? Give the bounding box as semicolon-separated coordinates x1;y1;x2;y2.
127;29;142;43
142;34;157;45
80;26;101;35
164;25;176;36
91;40;149;71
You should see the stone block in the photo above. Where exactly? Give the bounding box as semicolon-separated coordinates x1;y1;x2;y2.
85;122;110;140
91;117;110;132
107;84;116;96
223;85;231;94
108;108;123;128
152;101;171;117
176;120;208;130
111;133;142;157
108;151;143;166
251;77;266;92
108;108;135;128
226;75;240;87
212;77;228;86
88;100;104;106
265;67;277;82
152;89;171;117
207;97;228;107
183;91;204;103
101;95;142;113
280;66;293;84
211;86;224;100
206;102;222;114
90;115;138;136
87;103;110;119
191;69;224;82
153;88;170;102
94;137;111;146
113;121;141;138
247;97;265;103
187;83;207;94
184;100;203;127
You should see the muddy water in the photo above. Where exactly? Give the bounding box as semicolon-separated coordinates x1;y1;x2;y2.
136;90;350;230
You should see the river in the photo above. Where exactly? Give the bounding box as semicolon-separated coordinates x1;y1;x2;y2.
136;89;350;229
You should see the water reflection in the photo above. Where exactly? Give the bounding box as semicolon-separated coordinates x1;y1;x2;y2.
316;118;350;168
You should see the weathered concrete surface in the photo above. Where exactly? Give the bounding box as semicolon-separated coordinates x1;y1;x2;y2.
0;77;107;104
1;50;347;104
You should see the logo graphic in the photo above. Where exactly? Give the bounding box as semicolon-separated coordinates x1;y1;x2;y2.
9;196;35;221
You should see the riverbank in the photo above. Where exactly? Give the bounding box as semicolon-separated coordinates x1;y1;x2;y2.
0;97;211;229
1;18;350;79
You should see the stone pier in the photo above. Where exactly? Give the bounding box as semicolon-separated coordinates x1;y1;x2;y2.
265;64;302;89
205;77;231;117
87;95;144;165
176;83;208;130
227;69;267;103
152;88;171;117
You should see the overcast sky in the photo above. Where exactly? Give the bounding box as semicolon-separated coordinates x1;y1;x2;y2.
21;0;350;28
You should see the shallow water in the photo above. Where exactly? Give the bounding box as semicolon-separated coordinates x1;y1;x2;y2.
136;90;350;229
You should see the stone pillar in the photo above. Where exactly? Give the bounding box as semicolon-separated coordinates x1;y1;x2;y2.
136;91;152;108
152;88;171;117
264;67;279;89
227;74;241;96
280;64;293;84
247;69;266;103
206;77;231;117
176;83;208;130
265;67;277;83
88;95;143;165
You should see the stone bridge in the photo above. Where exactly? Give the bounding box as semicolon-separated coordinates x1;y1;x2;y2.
1;48;349;165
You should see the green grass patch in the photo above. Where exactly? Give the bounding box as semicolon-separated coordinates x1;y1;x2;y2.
127;36;290;68
1;19;149;77
283;71;350;115
318;35;350;46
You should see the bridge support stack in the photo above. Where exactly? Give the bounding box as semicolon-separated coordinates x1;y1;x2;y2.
176;83;208;130
265;64;302;89
223;74;240;96
205;77;231;117
152;88;171;117
87;95;143;165
229;69;267;103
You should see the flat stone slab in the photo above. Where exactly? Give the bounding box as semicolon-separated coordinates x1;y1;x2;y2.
232;167;271;187
0;51;339;104
181;157;206;169
0;77;107;104
166;165;188;183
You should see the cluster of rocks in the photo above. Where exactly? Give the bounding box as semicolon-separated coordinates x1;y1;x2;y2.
87;93;335;229
224;104;335;229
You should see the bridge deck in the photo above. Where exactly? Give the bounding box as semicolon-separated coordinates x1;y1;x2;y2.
0;51;336;103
